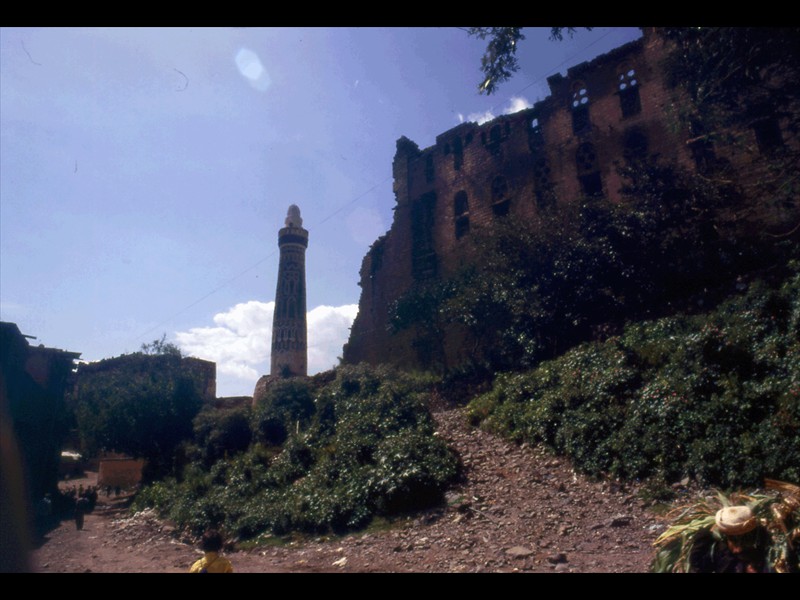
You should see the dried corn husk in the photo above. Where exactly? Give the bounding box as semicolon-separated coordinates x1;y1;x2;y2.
652;479;800;573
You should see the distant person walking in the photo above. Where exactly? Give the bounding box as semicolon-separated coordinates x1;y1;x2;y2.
189;530;233;573
74;496;89;531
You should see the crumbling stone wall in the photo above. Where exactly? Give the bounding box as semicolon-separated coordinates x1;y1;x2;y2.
343;28;798;370
77;354;217;404
98;458;145;488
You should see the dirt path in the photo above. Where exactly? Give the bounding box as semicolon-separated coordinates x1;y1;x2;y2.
31;404;667;573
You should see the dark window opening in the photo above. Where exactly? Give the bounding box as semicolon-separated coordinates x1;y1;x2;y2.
752;118;783;153
572;104;590;135
454;191;470;239
576;142;602;197
485;123;506;156
491;175;510;217
455;217;470;238
618;68;641;117
453;136;464;170
454;191;469;216
619;87;641;118
492;199;511;217
490;124;502;143
623;128;649;163
576;142;599;174
528;117;544;149
491;175;508;200
579;172;603;198
571;83;591;135
425;154;435;183
412;192;437;281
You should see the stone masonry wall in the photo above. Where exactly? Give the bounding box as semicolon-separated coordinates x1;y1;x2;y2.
343;28;798;370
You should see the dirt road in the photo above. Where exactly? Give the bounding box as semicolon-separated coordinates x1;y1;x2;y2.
31;405;666;573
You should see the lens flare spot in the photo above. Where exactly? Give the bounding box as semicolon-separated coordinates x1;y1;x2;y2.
235;48;270;91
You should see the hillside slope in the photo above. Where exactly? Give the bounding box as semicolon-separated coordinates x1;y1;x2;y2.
32;402;666;573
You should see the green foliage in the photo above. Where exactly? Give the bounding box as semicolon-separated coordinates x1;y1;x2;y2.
252;378;315;445
190;405;252;466
391;154;797;379
660;28;800;125
660;28;800;230
140;333;183;357
134;365;460;539
73;353;205;481
468;262;800;489
469;27;591;95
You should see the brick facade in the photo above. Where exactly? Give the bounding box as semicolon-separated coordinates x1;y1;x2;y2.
343;28;798;370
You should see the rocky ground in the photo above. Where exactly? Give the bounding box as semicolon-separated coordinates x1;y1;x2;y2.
31;403;671;573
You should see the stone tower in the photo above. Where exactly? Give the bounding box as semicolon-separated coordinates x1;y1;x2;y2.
270;204;308;377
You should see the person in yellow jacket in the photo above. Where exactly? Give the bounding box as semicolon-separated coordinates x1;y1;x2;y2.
190;529;233;573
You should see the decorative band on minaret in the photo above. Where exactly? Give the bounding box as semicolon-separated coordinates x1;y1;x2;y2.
270;204;308;377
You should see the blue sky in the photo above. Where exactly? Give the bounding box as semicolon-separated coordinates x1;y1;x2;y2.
1;27;642;396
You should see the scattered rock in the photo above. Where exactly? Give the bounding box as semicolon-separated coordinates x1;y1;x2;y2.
506;546;534;558
609;515;633;527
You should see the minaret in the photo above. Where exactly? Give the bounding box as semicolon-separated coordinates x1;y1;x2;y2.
270;204;308;377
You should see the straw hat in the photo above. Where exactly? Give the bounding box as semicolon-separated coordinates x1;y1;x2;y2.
715;506;757;536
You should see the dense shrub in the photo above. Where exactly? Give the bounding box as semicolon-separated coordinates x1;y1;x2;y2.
467;262;800;488
252;378;315;445
134;364;460;539
73;353;206;481
190;406;253;466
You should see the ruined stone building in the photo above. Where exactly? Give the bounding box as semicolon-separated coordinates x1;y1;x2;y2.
343;28;799;370
76;353;217;403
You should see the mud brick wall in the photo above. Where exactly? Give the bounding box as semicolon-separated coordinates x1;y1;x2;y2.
98;458;145;488
343;28;798;370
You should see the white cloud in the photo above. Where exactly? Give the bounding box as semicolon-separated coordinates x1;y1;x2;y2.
506;96;533;114
461;95;533;125
464;108;496;125
307;304;359;373
174;300;358;397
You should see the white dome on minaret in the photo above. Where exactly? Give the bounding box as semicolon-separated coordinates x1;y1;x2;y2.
286;204;303;227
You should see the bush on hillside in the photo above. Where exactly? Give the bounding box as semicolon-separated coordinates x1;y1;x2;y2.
134;365;460;538
467;262;800;489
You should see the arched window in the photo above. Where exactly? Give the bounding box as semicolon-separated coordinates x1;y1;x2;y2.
528;116;544;149
575;142;603;197
571;81;591;135
491;175;511;216
617;65;641;118
490;124;503;144
453;191;470;239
